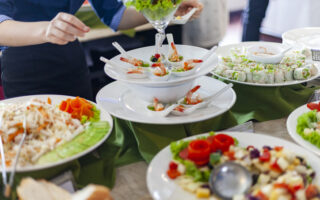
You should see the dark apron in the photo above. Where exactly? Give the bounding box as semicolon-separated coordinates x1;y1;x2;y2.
1;40;93;100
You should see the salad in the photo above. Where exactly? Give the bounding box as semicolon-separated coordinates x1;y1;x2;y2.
296;102;320;149
213;48;318;84
125;0;183;21
167;132;320;199
0;97;110;167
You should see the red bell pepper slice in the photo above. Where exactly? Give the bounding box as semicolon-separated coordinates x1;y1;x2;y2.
259;149;271;162
167;169;181;179
307;102;320;111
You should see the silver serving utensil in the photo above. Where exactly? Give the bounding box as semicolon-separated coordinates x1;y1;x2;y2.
209;162;252;200
5;114;27;198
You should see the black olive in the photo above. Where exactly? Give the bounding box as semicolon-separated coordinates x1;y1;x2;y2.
252;174;259;186
151;57;158;62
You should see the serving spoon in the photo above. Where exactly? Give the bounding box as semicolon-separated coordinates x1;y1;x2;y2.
209;162;252;199
171;8;198;25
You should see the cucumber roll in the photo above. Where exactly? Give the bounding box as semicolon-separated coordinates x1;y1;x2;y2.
274;69;285;83
294;67;311;80
265;69;275;84
223;70;235;79
214;65;229;75
305;63;318;76
231;71;246;82
252;70;266;83
282;67;294;81
244;68;253;82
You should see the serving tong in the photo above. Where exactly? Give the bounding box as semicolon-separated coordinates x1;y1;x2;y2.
1;113;27;197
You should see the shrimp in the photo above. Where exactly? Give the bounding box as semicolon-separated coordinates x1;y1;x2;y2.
174;105;185;112
152;63;167;76
120;57;143;66
185;85;203;105
127;67;143;74
183;59;203;71
153;98;164;111
169;42;181;62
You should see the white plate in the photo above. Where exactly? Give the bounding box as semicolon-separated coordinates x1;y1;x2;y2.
147;131;320;200
282;27;320;48
104;45;218;87
96;76;236;125
211;42;320;87
287;101;320;156
0;95;113;172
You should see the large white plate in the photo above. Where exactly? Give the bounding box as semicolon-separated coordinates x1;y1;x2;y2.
96;76;236;125
147;131;320;200
210;42;320;87
282;27;320;48
104;45;218;87
287;101;320;156
0;95;113;172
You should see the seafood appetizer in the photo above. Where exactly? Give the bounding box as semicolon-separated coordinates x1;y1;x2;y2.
150;53;166;63
0;97;110;167
150;62;170;81
119;56;149;67
213;48;318;84
167;132;320;199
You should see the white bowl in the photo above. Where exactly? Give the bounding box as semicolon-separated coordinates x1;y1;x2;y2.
127;80;195;103
247;44;286;64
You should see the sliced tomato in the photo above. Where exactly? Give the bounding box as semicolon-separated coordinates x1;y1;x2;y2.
259;149;271;162
187;139;211;165
207;134;235;153
306;185;319;199
167;169;181;179
169;161;178;170
179;148;188;160
307;102;320;111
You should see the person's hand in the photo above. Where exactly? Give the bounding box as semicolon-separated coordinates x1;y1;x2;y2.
43;12;90;45
175;0;203;20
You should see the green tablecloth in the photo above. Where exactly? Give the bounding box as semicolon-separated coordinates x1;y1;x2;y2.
2;81;318;200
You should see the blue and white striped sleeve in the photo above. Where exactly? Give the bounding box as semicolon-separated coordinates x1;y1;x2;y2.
0;14;12;23
89;0;126;31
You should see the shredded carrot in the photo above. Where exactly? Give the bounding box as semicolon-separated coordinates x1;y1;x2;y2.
37;121;49;132
47;97;52;105
59;97;94;120
8;128;24;142
55;138;62;144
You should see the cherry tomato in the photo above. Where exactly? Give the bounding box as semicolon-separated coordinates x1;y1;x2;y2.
207;134;234;153
155;53;161;59
187;139;211;165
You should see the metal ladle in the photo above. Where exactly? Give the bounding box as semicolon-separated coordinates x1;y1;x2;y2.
209;162;252;199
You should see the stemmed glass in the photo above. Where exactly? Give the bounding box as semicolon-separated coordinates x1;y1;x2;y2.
123;0;182;45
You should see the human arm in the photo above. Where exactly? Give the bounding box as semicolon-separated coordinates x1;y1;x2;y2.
0;12;90;46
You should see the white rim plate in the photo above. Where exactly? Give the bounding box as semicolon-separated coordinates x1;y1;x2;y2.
282;27;320;48
287;101;320;156
0;95;113;172
96;76;236;125
104;45;218;87
210;42;320;87
147;131;320;200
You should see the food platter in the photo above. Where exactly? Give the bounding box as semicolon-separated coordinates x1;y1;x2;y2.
0;95;113;172
147;131;320;200
104;45;218;87
211;42;320;87
96;76;236;124
287;101;320;156
282;27;320;48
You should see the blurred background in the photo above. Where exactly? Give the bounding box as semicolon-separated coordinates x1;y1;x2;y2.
1;0;320;99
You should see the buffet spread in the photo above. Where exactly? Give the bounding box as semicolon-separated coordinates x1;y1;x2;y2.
1;0;320;200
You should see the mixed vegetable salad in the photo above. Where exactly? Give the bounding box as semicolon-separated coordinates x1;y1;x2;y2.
296;102;320;149
213;48;318;84
167;132;320;199
0;97;110;167
125;0;183;21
